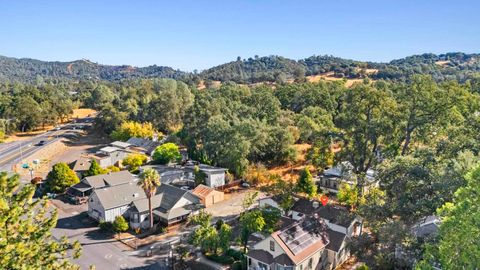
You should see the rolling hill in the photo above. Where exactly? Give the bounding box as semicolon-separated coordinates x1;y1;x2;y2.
0;52;479;84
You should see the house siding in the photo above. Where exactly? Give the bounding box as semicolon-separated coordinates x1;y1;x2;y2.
205;172;225;188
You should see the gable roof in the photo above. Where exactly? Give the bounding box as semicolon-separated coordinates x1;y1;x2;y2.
132;184;200;213
192;184;222;199
83;170;135;189
272;216;329;265
291;199;355;227
71;157;92;172
126;137;160;154
325;229;347;252
99;146;122;153
110;141;131;149
247;249;274;265
93;182;146;210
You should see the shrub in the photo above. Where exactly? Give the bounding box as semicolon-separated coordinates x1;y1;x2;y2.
122;154;148;172
356;264;369;270
226;249;244;261
206;253;234;265
113;216;129;232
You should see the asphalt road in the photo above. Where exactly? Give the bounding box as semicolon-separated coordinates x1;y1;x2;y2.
52;202;168;270
0;117;95;172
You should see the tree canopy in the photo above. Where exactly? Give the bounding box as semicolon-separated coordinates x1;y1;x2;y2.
0;172;81;269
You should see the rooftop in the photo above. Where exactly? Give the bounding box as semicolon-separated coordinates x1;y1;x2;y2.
94;182;146;210
110;141;132;149
272;215;329;264
132;184;200;213
83;170;135;189
291;199;355;227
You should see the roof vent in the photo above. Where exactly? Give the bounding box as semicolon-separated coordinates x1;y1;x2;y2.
313;201;320;209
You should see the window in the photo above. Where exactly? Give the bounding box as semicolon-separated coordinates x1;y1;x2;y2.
308;258;313;269
248;258;252;266
270;240;275;251
276;266;293;270
258;262;268;270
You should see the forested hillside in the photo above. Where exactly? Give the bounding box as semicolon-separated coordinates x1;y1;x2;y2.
0;55;186;83
1;52;479;84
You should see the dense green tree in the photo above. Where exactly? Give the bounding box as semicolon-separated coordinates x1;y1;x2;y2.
296;167;317;199
337;183;358;209
111;121;156;141
334;82;399;187
46;163;80;193
84;160;107;177
417;166;480;269
153;143;182;164
240;210;265;252
122;154;148;173
0;172;81;269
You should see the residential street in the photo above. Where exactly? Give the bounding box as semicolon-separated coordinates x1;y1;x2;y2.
51;199;169;270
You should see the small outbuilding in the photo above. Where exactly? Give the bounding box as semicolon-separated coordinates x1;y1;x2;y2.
192;184;224;207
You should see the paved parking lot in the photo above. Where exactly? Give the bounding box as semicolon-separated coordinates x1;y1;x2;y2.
50;198;167;270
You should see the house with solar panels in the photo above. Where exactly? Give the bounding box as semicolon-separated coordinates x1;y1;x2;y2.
249;197;362;269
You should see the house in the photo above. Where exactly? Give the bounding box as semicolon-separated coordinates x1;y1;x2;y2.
94;146;130;168
88;181;144;222
129;184;203;229
126;137;161;156
87;178;203;227
318;162;377;194
250;197;362;270
140;165;192;185
70;157;92;178
247;215;331;270
142;163;227;188
110;141;132;149
185;163;227;188
69;170;136;198
412;215;440;238
192;184;225;207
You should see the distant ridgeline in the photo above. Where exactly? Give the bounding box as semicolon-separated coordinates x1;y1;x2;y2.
0;52;479;84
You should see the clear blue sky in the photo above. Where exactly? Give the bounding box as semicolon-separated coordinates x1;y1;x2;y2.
0;0;479;71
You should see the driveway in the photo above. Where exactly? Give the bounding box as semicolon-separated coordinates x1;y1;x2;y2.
51;199;167;270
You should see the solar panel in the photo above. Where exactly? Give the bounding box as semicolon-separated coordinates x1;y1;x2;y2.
278;216;327;255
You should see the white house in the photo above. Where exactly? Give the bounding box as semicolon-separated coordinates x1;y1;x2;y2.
129;184;202;229
249;197;362;270
88;181;143;222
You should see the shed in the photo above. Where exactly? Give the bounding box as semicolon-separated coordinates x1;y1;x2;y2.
191;184;224;207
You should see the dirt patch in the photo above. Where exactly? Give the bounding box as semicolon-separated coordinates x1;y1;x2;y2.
306;73;364;87
268;144;312;181
435;60;450;67
71;108;97;118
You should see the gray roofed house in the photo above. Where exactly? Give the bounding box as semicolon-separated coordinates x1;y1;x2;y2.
318;161;378;194
71;157;92;178
110;141;132;149
83;170;135;188
87;181;144;222
126;137;161;156
69;170;136;198
412;215;441;238
130;184;202;228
